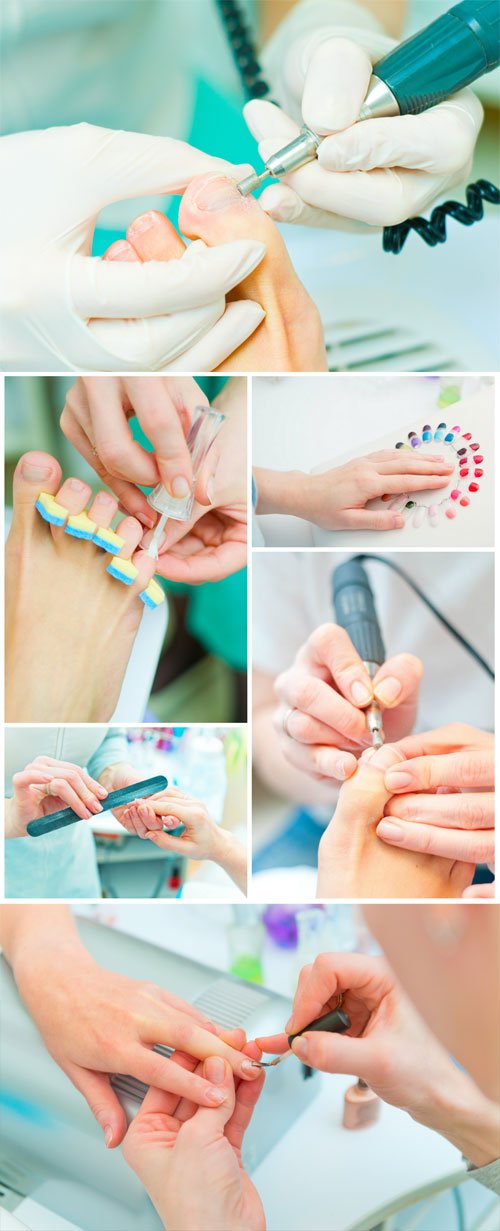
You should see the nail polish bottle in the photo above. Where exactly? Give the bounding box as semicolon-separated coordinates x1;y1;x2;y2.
342;1078;380;1129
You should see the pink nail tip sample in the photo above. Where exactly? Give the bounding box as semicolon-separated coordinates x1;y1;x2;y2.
460;497;470;506
445;507;456;519
450;489;460;500
470;443;480;451
428;504;440;525
451;425;461;432
462;433;472;440
469;482;479;492
474;455;483;463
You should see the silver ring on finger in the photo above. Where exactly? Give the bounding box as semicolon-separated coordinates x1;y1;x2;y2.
283;708;296;739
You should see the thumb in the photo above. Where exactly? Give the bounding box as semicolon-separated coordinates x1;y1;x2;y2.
184;1058;235;1143
302;38;373;134
67;1065;127;1148
292;1028;377;1078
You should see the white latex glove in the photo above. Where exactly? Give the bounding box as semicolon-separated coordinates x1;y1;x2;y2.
0;124;266;371
247;6;483;228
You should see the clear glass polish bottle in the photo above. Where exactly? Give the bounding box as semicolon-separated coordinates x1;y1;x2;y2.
146;405;225;557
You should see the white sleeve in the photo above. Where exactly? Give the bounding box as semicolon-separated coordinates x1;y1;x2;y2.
253;553;314;676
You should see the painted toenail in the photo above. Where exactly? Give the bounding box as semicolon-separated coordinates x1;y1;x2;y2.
22;461;53;481
191;176;243;211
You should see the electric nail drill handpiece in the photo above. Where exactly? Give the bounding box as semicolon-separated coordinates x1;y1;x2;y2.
253;1007;351;1067
26;775;169;837
238;1;500;194
332;560;385;749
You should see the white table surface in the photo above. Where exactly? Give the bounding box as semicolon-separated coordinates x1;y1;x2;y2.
74;906;465;1231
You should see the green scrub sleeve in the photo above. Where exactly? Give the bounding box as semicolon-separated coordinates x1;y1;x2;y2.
87;730;130;780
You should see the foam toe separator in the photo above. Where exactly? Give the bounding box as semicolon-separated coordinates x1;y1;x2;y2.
140;577;165;609
35;492;68;526
107;556;139;585
65;511;97;540
92;526;126;553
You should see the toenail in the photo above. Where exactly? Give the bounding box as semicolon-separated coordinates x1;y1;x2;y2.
128;211;162;236
190;176;243;212
22;461;53;481
170;475;191;497
67;479;87;492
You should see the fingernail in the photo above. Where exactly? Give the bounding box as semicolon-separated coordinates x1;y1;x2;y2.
128;211;161;237
374;677;402;705
21;460;53;481
392;515;405;529
137;512;156;529
292;1037;308;1059
96;785;108;798
333;756;354;780
169;475;191;498
285;1017;294;1032
241;1059;259;1076
191;175;242;212
67;478;87;491
207;1087;226;1104
104;1126;113;1147
385;770;413;791
206;1056;226;1084
351;681;372;705
377;820;404;841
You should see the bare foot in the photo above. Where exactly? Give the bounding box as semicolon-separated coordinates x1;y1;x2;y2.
317;744;474;899
104;182;327;372
5;452;158;722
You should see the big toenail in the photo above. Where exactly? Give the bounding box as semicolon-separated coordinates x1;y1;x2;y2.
191;177;243;211
22;461;53;481
67;479;87;491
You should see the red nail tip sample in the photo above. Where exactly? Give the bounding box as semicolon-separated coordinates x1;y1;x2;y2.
474;469;483;478
463;433;472;440
469;483;479;492
473;455;483;463
460;497;470;506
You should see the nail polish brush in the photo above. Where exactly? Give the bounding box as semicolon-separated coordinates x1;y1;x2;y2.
146;406;225;560
252;1006;351;1068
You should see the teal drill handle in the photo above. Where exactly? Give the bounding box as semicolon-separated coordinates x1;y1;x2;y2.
26;775;168;837
374;1;500;115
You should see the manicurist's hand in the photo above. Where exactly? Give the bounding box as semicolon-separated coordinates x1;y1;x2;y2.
60;376;210;527
378;725;495;870
254;450;454;531
0;125;264;371
274;622;422;784
245;25;483;228
256;951;499;1167
141;377;247;583
5;757;108;838
123;1050;266;1231
3;908;260;1148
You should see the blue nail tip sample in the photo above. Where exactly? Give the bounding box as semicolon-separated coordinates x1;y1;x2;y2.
444;433;454;442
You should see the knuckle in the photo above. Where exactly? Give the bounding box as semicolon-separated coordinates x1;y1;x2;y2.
309;623;337;658
292;676;319;713
290;710;314;742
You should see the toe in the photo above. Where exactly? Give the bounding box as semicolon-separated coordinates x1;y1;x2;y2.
179;174;267;246
126;210;186;261
106;516;144;587
88;490;119;529
104;240;141;262
12;452;63;537
52;477;94;542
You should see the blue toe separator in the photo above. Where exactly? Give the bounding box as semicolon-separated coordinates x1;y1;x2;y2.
64;526;93;540
35;500;65;526
140;590;157;609
106;563;134;585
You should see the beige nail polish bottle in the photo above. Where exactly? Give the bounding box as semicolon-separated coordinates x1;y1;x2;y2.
342;1078;380;1129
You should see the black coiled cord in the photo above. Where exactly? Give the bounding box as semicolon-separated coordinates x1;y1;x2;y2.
216;0;499;253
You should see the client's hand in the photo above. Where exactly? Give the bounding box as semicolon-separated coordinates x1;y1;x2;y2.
103;180;327;372
5;757;108;838
256;952;499;1168
123;1053;266;1231
121;786;247;893
377;725;495;878
317;744;474;898
254;450;454;532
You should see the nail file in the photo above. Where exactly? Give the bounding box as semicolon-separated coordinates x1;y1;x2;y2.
252;1007;351;1067
27;775;168;837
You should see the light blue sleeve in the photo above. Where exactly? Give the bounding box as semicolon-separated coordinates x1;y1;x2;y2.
87;730;130;780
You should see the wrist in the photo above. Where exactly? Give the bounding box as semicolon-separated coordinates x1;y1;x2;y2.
98;762;133;791
254;468;310;517
411;1065;500;1167
5;796;23;839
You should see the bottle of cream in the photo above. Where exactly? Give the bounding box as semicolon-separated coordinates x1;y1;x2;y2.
342;1078;380;1129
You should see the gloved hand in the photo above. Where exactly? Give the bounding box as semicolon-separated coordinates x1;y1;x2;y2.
246;13;483;228
0;124;266;371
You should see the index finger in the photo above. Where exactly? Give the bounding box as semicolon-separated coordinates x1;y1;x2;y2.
390;725;491;759
385;749;494;793
125;377;207;495
143;1012;260;1081
300;623;373;710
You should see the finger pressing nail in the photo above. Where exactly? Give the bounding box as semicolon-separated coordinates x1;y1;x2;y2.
351;681;372;706
377;820;404;841
374;677;402;706
169;475;191;498
385;770;413;791
292;1037;308;1059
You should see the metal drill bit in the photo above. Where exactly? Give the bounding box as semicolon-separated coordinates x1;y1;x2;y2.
366;702;385;748
237;169;268;196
